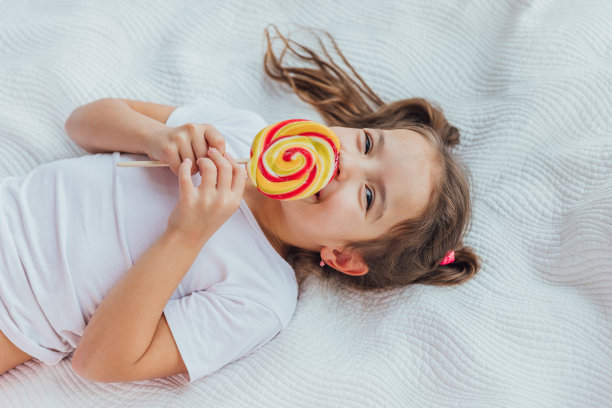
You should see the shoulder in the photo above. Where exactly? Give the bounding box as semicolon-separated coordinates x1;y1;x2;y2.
216;259;298;329
211;232;298;328
167;97;266;130
255;264;298;328
213;281;297;331
238;203;298;326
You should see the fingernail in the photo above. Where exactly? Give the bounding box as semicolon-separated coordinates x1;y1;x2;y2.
224;152;232;159
184;158;191;164
208;147;218;155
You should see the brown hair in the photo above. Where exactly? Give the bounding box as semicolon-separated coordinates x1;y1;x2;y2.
263;25;480;292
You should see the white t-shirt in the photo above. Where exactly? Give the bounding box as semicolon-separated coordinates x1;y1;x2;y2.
0;99;298;383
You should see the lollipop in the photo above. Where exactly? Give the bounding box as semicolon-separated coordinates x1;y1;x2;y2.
247;119;340;200
117;119;340;201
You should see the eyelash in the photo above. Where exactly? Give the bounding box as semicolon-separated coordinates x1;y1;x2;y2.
364;130;374;211
366;187;374;211
364;130;372;154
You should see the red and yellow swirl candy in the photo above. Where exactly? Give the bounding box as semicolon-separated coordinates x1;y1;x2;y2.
247;119;340;200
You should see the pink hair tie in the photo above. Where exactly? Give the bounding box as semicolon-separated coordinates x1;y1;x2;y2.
439;250;455;265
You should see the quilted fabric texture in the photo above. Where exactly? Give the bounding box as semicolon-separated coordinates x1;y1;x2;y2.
0;1;610;407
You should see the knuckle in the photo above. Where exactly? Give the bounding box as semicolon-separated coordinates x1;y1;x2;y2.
206;128;220;140
217;158;232;170
216;194;228;206
203;123;218;134
231;194;242;205
205;125;225;141
183;193;196;204
161;144;175;156
198;196;213;208
200;159;216;170
183;123;198;133
170;132;187;144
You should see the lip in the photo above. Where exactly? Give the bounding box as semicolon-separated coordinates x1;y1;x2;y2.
309;154;339;203
306;190;319;203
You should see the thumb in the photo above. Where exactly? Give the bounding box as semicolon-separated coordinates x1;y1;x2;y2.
178;158;194;200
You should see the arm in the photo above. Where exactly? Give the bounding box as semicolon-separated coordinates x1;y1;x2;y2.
72;148;247;382
64;98;226;176
71;229;199;382
72;231;200;381
64;98;176;155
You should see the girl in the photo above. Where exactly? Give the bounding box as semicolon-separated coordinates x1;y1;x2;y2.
0;26;479;383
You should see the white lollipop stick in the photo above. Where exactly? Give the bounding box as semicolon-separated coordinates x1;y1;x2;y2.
117;159;248;167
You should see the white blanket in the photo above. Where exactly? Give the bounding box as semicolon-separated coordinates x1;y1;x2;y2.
1;0;611;406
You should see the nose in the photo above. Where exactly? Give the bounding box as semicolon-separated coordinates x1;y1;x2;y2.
334;150;361;183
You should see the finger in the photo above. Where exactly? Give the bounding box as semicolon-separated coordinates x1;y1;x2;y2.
226;151;248;192
178;142;197;176
191;125;207;160
178;159;194;200
197;157;217;192
207;147;232;190
165;147;182;176
204;125;226;155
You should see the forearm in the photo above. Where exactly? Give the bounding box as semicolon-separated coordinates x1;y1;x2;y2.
64;98;166;154
73;229;209;372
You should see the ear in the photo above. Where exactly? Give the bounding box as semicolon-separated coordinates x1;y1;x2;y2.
321;248;369;276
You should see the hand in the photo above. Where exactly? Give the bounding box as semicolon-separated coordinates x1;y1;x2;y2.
166;147;246;246
145;123;226;176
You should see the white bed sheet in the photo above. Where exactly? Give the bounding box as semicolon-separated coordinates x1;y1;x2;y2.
0;0;610;407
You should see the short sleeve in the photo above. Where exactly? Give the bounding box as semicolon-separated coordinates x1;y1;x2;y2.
163;290;281;384
165;97;267;132
164;98;267;159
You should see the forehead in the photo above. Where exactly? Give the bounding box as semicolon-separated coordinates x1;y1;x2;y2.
380;128;437;227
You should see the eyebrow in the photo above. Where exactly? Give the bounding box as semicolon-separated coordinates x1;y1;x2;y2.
373;129;387;222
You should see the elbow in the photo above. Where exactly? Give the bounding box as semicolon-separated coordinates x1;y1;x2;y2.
64;107;77;137
64;98;115;153
64;112;80;148
71;361;117;384
71;347;123;383
64;105;90;152
71;348;99;382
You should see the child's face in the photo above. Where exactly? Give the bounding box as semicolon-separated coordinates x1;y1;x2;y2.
272;126;437;253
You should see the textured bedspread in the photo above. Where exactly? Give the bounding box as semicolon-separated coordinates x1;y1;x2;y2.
1;0;611;407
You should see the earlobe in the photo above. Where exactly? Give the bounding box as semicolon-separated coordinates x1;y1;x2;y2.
320;248;369;276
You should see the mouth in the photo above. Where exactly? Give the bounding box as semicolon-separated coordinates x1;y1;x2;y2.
309;156;338;204
335;153;341;178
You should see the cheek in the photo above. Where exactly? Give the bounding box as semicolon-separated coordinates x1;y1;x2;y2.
320;196;360;223
286;192;360;228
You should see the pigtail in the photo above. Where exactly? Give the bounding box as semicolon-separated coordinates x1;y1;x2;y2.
413;245;480;287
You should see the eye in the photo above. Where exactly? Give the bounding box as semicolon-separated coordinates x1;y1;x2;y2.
365;186;374;211
364;130;372;154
